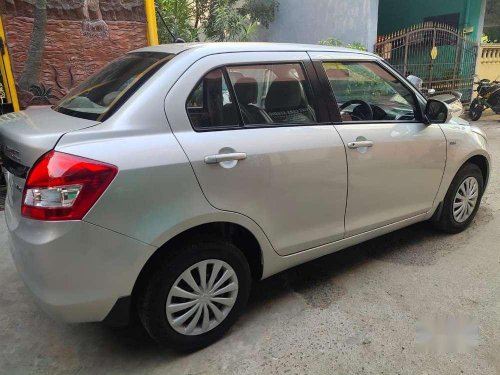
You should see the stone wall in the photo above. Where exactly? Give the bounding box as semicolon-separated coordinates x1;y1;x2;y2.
0;0;148;108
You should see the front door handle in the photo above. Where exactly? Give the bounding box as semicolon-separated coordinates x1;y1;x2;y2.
347;140;374;149
204;152;247;164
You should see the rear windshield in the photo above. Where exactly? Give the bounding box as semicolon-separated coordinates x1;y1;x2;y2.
52;52;173;121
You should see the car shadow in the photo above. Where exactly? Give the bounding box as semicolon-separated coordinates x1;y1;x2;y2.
83;220;453;361
246;221;453;312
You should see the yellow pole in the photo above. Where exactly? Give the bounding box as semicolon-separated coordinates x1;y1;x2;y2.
144;0;159;46
0;16;20;112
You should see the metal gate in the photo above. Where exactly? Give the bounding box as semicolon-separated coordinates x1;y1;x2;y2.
374;22;478;102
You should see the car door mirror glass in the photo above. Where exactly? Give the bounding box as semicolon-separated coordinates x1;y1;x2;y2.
425;99;451;124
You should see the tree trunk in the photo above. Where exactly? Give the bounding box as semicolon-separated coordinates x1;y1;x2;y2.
194;0;200;28
18;0;47;90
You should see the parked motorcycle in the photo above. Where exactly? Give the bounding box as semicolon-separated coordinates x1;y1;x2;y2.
469;76;500;121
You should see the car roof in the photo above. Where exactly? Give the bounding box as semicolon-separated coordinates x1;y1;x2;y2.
132;42;379;58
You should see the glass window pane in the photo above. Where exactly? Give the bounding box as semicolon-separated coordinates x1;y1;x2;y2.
53;52;172;121
322;61;417;122
186;68;240;130
227;63;317;125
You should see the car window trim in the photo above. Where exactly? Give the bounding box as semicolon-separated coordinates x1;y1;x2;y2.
186;59;326;132
222;66;245;128
302;59;331;123
185;67;241;132
311;60;342;123
314;58;425;125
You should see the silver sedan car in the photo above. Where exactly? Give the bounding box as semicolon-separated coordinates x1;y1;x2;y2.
0;43;490;350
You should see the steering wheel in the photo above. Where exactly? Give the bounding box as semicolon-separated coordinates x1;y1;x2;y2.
339;100;373;121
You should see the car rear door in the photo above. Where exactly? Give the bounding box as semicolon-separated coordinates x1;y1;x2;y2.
309;52;446;237
165;51;347;256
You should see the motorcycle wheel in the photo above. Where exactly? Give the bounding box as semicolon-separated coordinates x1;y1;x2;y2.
469;99;483;121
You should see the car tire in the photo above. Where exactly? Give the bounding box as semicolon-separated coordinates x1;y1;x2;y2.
137;238;251;351
469;98;483;121
433;163;484;234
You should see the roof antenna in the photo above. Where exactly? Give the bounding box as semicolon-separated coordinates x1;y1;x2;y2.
155;3;185;43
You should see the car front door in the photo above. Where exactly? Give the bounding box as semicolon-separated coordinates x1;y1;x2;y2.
311;53;447;237
165;52;347;256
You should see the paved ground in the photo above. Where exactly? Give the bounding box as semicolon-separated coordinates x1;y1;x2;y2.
1;113;500;375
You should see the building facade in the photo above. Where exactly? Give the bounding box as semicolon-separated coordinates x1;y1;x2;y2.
260;0;379;51
378;0;486;43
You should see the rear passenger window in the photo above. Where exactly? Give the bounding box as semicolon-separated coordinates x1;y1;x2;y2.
186;68;240;130
186;63;317;131
227;63;316;125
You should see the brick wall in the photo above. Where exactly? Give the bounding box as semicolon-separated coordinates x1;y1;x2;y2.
1;0;149;108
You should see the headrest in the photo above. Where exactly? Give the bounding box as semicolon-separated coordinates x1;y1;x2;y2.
325;68;350;79
265;79;303;110
234;77;258;105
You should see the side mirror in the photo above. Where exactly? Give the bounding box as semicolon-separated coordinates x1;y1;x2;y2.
424;99;451;124
427;88;436;95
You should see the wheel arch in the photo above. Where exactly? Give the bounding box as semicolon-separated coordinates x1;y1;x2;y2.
427;147;489;224
465;154;489;188
130;221;265;315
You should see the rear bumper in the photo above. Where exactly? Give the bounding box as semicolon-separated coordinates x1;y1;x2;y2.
5;199;156;323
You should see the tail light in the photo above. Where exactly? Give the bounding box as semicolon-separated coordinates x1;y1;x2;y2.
22;151;118;221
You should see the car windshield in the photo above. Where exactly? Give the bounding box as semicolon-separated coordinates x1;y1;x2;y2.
53;52;173;121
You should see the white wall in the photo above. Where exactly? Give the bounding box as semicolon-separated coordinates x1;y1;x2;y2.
259;0;380;52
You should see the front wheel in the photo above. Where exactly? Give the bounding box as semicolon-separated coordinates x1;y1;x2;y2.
433;163;484;233
469;98;483;121
137;238;251;351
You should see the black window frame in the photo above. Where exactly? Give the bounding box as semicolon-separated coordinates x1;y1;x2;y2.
185;67;243;132
314;59;425;125
185;59;328;132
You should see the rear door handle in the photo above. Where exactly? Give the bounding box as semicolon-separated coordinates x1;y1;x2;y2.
347;140;374;149
204;152;247;164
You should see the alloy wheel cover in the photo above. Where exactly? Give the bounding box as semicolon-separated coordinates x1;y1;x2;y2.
453;176;479;223
166;259;239;336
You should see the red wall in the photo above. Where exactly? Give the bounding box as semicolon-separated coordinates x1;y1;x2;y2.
1;0;149;108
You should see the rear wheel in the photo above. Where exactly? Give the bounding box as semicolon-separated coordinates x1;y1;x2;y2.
469;98;483;121
137;238;251;351
433;163;484;233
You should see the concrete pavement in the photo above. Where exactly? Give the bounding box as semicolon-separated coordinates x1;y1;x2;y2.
1;113;500;375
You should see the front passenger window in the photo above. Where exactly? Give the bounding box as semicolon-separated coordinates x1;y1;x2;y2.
323;61;418;122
